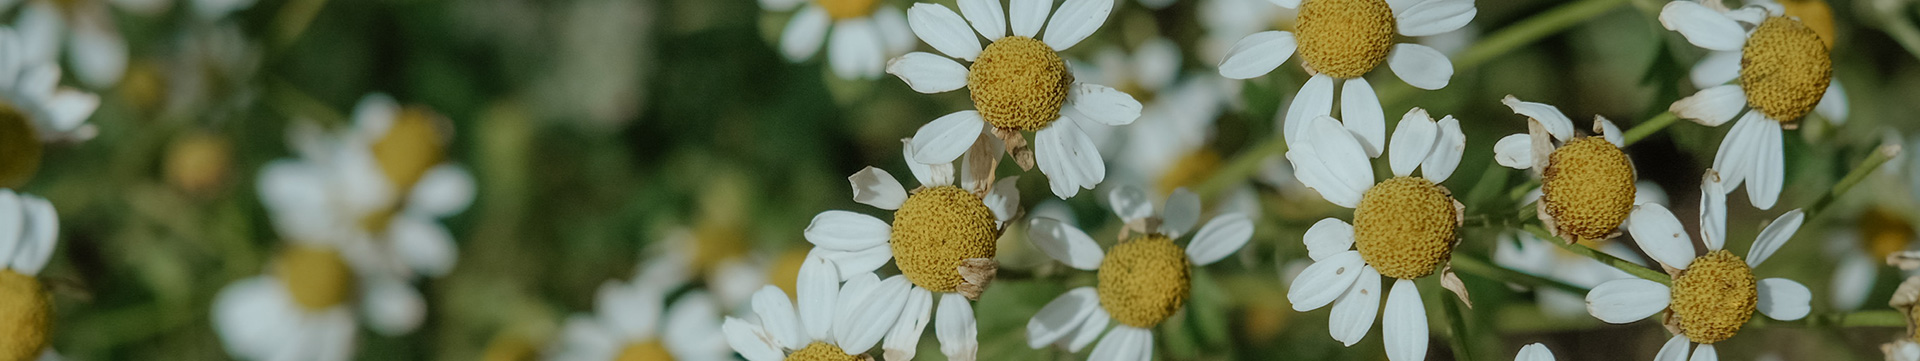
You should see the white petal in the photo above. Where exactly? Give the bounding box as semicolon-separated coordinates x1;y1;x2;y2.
1218;31;1297;79
1516;343;1556;361
1671;85;1748;127
1010;0;1051;37
751;286;809;350
888;52;970;93
1389;109;1439;177
1655;334;1692;361
1689;51;1742;89
1745;120;1784;210
1690;344;1718;361
1501;96;1574;141
1159;188;1201;237
1342;78;1387;157
781;7;831;61
11;196;53;276
1596;116;1625;147
1328;266;1381;346
406;165;476;217
663;292;728;358
0;192;25;274
1187;213;1254;265
810;247;893;279
883;287;934;361
850;167;910;210
361;276;427;336
1711;112;1769;191
1027;287;1100;348
1746;209;1804;267
985;176;1022;224
1288;251;1365;311
1421;115;1466;183
1282;75;1336;145
1585;279;1672;323
936;293;980;361
957;0;1008;41
1027;218;1106;270
1756;278;1811;321
723;317;786;361
212;277;301;359
1387;43;1452;90
1699;172;1728;252
1396;0;1476;37
386;214;456;277
902;140;940;187
1816;80;1848;122
840;276;911;352
798;256;841;341
66;15;127;88
1626;204;1697;270
1494;134;1534;169
1108;185;1153;221
1132;37;1181;90
1065;308;1109;352
1659;1;1748;51
1042;0;1114;51
877;6;917;54
1382;279;1429;361
1305;218;1356;261
804;211;892;251
1067;83;1143;126
1035;122;1106;198
596;281;663;339
908;4;984;61
910;111;986;165
41;90;97;133
1089;326;1151;361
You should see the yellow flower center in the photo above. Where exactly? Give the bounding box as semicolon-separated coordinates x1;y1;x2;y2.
813;0;879;20
1097;234;1192;328
890;186;999;293
1668;250;1757;344
1157;150;1223;197
0;271;50;361
769;249;812;299
165;132;234;196
0;104;44;189
1293;0;1397;78
785;342;856;361
278;245;356;311
1861;208;1914;261
1778;0;1836;48
969;36;1073;132
1541;137;1637;242
1740;16;1832;123
1354;177;1459;279
614;340;674;361
373;107;449;194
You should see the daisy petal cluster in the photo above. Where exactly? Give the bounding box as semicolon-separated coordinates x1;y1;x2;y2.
761;0;914;79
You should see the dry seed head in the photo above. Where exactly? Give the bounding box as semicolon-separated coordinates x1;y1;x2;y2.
614;340;673;361
1669;250;1757;344
814;0;879;20
278;245;356;310
969;37;1073;132
1097;234;1191;328
1541;137;1637;242
1354;177;1459;279
1740;16;1832;123
785;342;858;361
0;271;50;361
0;105;43;189
373;107;448;192
890;186;999;293
1294;0;1397;78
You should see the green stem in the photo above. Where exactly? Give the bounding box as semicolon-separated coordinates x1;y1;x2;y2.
1749;310;1908;328
1808;144;1904;217
1440;293;1475;361
1878;11;1920;62
1449;255;1590;294
1525;225;1673;285
1622;112;1679;146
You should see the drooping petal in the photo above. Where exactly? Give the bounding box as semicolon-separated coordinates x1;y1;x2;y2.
1034;122;1106;198
1382;279;1429;361
1745;120;1785;210
1586;279;1672;323
1288;251;1365;311
1625;204;1698;270
1282;75;1337;145
1304;218;1356;261
1747;209;1804;268
1689;51;1742;88
724;317;787;361
1042;0;1115;51
1501;95;1574;141
882;287;934;361
1699;172;1728;252
840;276;912;352
1187;213;1255;265
908;4;984;60
1026;287;1099;348
1028;218;1106;270
984;176;1022;224
1387;43;1453;90
1218;31;1296;80
804;211;892;251
809;247;892;280
1341;78;1387;157
1755;278;1811;321
888;52;970;94
1494;134;1533;169
1711;112;1769;191
1327;266;1381;346
1659;1;1748;51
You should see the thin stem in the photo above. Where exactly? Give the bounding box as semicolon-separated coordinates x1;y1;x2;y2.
1440;293;1475;361
1449;255;1590;294
1749;310;1908;328
1878;11;1920;62
1808;144;1905;217
1622;112;1679;146
1526;225;1674;285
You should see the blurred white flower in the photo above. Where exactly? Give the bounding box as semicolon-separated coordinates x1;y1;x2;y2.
545;266;730;361
761;0;912;79
9;0;137;88
722;257;909;361
0;25;99;143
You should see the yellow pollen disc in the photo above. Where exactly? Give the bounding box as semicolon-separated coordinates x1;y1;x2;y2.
968;36;1073;132
278;245;356;311
1861;208;1914;261
373;107;449;193
1541;137;1637;242
0;105;43;189
164;132;234;196
1669;250;1757;344
890;186;999;293
1354;177;1459;279
813;0;878;20
1294;0;1397;78
1097;235;1192;328
0;271;50;361
1740;16;1832;123
614;340;674;361
1157;150;1223;197
1778;0;1836;48
785;342;856;361
769;249;812;299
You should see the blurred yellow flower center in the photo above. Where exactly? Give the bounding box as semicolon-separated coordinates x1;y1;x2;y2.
1294;0;1397;78
1541;137;1636;242
1354;177;1458;279
165;132;234;196
0;271;50;361
693;224;749;276
1158;150;1222;197
969;36;1073;132
1777;0;1836;48
1740;16;1832;123
278;245;355;311
890;186;999;293
786;342;855;361
1860;208;1914;261
0;105;44;189
1097;234;1192;328
373;107;448;194
614;340;673;361
814;0;878;20
1669;250;1757;344
480;335;538;361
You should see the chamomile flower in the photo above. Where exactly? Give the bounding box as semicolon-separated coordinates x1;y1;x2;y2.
1493;96;1650;243
1217;0;1472;156
8;0;137;88
800;145;1020;360
1286;109;1467;361
761;0;913;79
1515;343;1556;361
1826;209;1913;311
545;262;729;361
1662;0;1847;210
0;26;100;188
886;0;1143;199
1023;185;1254;360
1584;172;1812;361
0;190;59;361
722;257;914;361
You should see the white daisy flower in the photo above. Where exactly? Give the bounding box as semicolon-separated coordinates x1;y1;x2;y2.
723;257;915;361
1661;0;1846;210
1023;185;1254;360
1286;108;1467;361
9;0;138;88
1887;276;1920;361
800;144;1020;360
1515;343;1556;361
1493;96;1657;243
642;228;772;308
0;24;100;144
761;0;913;79
1826;207;1914;313
545;267;730;361
1217;0;1472;157
0;189;60;361
1584;171;1812;361
887;0;1144;199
